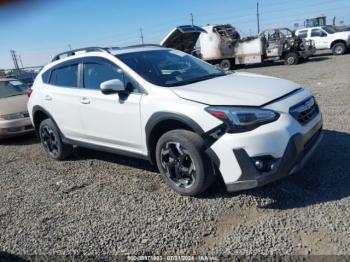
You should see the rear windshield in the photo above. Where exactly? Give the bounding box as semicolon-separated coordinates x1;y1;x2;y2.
0;80;27;98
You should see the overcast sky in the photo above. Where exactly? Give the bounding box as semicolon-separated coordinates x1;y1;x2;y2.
1;0;349;69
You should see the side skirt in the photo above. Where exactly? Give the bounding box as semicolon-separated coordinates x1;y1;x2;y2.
62;137;151;162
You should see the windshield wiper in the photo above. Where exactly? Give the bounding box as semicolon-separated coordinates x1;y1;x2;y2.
170;74;225;87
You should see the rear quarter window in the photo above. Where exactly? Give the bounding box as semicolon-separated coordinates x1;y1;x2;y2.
42;70;51;83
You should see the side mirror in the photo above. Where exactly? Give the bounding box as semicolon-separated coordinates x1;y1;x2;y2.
100;79;125;95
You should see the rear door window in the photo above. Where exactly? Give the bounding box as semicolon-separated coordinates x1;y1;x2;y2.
311;29;323;37
298;30;308;38
49;64;79;87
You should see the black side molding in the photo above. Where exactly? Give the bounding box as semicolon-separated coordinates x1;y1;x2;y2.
145;112;205;138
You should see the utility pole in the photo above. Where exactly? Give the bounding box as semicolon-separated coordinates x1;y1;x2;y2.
10;50;20;75
140;28;144;45
256;2;260;34
190;13;194;26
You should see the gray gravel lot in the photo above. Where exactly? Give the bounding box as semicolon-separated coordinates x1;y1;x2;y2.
0;53;350;260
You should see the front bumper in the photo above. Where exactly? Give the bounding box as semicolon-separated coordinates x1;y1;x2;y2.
208;89;323;192
0;117;34;138
298;47;316;58
226;121;322;192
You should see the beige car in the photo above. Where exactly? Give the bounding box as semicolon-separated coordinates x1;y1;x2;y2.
0;78;34;138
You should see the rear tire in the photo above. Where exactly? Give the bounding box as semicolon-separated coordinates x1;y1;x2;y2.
39;119;73;160
155;130;215;196
284;52;299;65
219;59;232;71
332;42;346;55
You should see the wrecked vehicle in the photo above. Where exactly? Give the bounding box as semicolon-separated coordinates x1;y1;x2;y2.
260;28;316;65
161;25;316;70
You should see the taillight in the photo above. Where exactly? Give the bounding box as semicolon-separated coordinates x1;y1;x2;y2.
26;88;33;98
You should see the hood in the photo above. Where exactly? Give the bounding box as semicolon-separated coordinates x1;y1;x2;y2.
0;94;29;115
171;72;300;106
161;25;207;53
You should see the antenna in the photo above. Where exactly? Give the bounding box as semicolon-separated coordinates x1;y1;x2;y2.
190;13;194;26
140;28;144;45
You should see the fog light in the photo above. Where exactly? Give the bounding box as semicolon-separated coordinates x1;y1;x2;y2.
252;156;276;172
254;160;265;170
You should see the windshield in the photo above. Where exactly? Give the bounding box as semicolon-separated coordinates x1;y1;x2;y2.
322;26;336;34
117;49;226;87
0;80;27;99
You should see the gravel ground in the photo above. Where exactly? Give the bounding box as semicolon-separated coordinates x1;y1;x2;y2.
0;53;350;260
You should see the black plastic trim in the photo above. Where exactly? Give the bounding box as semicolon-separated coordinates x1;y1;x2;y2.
62;137;149;161
32;106;63;136
226;120;323;192
145;112;205;139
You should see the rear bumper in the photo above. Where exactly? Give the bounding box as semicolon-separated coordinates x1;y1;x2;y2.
0;117;34;138
226;122;323;192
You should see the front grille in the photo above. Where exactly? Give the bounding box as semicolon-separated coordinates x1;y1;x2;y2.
290;96;319;125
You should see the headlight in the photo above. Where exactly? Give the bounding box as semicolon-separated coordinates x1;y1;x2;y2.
0;111;28;121
205;106;279;132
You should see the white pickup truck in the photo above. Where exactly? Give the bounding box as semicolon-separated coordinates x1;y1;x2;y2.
295;26;350;55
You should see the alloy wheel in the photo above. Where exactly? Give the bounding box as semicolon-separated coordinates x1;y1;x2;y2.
160;142;196;188
40;125;59;158
287;56;295;65
335;46;344;55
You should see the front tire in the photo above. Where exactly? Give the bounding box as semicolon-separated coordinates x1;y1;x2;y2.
39;119;73;160
332;42;346;55
155;130;215;196
284;52;299;65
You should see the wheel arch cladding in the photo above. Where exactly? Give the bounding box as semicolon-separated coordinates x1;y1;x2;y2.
145;112;205;165
32;106;60;136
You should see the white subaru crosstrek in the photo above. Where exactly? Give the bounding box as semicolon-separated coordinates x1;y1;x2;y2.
28;45;323;196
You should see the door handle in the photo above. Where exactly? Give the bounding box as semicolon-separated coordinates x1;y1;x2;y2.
80;97;90;104
44;94;52;101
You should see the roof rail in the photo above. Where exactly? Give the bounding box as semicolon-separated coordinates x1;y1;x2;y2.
51;47;110;62
122;44;165;49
